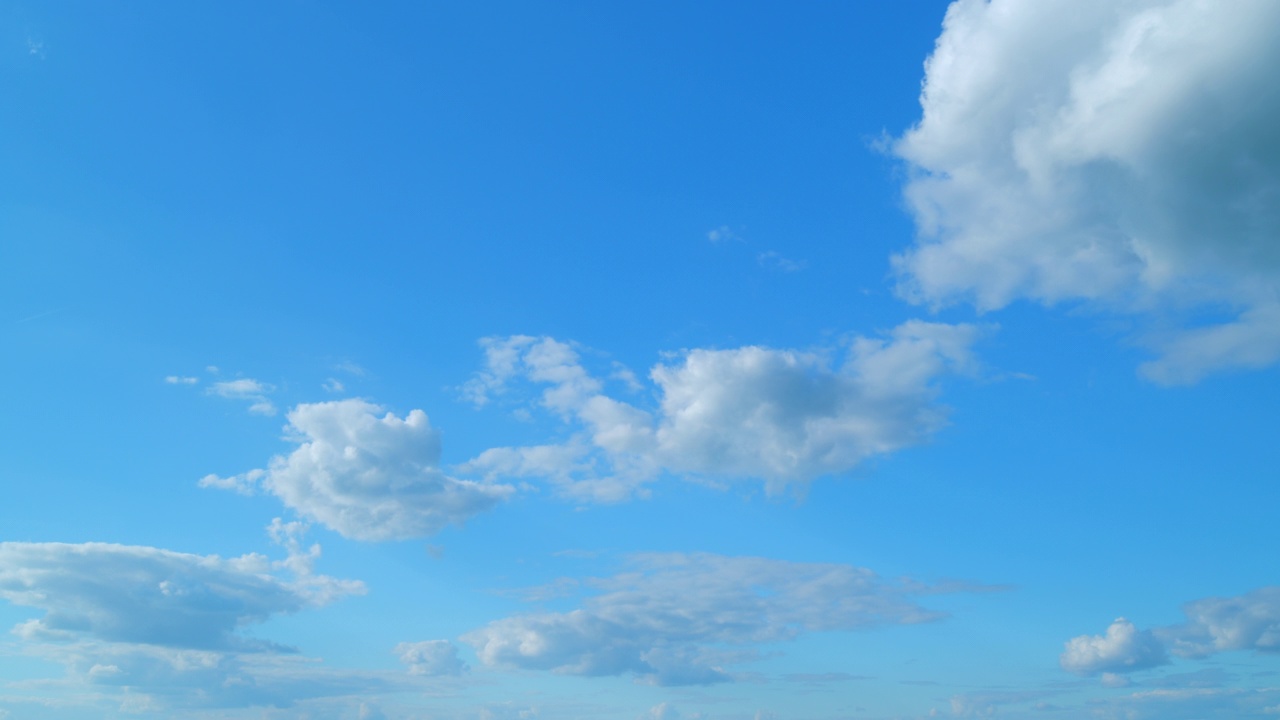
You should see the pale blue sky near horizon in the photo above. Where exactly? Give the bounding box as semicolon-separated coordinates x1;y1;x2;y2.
3;1;1280;719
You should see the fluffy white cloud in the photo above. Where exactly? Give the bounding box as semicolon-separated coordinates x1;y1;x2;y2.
463;552;982;686
395;639;467;676
0;541;360;651
1060;618;1168;675
1063;587;1280;677
461;324;981;500
203;399;514;541
893;0;1280;382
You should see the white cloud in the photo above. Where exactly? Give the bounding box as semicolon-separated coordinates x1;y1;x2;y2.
1063;587;1280;677
644;703;682;720
1162;586;1280;658
893;0;1280;382
203;399;513;541
460;324;982;500
462;552;979;686
756;251;806;273
1060;617;1168;676
395;640;467;676
164;375;199;385
0;541;360;652
707;226;740;243
0;538;381;710
208;377;277;415
198;468;264;495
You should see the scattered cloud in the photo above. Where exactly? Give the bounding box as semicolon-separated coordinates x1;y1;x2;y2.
207;378;277;416
202;399;514;541
462;552;986;686
706;226;741;243
163;375;199;385
892;0;1280;383
323;377;345;393
395;640;468;676
1062;587;1280;677
756;251;806;273
460;324;983;500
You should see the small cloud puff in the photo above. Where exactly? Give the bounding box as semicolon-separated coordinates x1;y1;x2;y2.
1061;618;1168;676
395;640;467;676
208;378;277;416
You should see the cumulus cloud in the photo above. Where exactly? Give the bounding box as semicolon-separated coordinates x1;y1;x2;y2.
208;378;277;415
202;399;513;541
1062;587;1280;677
0;541;360;651
460;325;981;500
1060;618;1168;675
463;552;983;686
893;0;1280;382
395;640;467;676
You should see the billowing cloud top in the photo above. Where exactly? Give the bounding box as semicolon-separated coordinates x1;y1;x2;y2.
202;399;514;541
893;0;1280;382
462;322;981;500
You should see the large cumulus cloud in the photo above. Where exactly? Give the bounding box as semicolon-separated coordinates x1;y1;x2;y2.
893;0;1280;383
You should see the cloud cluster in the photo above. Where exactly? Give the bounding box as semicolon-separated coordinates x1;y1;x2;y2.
461;323;981;500
1061;586;1280;676
202;399;514;541
463;552;980;685
893;0;1280;382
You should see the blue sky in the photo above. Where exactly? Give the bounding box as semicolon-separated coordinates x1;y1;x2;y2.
3;1;1280;718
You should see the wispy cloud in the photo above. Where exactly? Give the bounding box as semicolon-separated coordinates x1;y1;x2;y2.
207;378;277;416
463;552;991;686
756;250;806;273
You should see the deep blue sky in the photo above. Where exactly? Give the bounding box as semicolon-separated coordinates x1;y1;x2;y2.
3;2;1279;719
